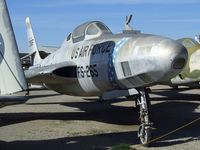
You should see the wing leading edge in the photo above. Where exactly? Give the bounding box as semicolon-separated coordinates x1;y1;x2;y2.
25;61;77;84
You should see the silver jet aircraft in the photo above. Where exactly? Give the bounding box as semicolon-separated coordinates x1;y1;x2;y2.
1;0;188;145
25;17;188;145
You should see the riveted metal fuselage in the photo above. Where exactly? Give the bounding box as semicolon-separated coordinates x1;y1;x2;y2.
27;32;188;96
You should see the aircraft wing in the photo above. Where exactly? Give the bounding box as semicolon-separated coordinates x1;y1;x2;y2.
25;61;77;84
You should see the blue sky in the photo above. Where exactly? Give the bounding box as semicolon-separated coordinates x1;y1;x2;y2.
6;0;200;52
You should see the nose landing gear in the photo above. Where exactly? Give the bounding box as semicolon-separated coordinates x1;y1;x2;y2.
137;88;153;146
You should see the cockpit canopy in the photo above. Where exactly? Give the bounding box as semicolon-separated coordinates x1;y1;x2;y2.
67;21;112;43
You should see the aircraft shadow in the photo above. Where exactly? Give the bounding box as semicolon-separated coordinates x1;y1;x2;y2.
150;102;200;147
0;89;199;149
0;100;140;127
0;93;60;108
0;131;138;150
0;96;29;108
27;93;61;99
150;88;200;101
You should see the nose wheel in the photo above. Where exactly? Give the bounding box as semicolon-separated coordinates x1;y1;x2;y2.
138;124;151;145
137;88;153;146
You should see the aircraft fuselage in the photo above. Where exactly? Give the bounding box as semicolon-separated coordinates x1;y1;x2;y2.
26;33;187;96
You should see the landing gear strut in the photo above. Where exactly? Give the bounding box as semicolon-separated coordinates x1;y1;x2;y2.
25;89;30;96
137;88;153;146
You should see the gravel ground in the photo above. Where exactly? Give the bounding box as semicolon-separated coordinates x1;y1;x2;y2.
0;85;199;150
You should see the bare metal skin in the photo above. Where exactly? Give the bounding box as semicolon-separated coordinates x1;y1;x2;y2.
26;21;187;96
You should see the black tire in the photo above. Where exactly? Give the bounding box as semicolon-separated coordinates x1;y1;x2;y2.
173;85;179;90
97;96;103;102
138;126;151;146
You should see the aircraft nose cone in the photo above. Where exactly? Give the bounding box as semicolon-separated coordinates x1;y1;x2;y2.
113;36;188;88
156;39;188;81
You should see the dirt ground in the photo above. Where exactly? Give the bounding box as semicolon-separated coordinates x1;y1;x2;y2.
0;85;200;150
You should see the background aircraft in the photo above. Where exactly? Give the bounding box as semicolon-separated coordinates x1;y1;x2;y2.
195;35;200;44
1;0;188;145
169;38;200;87
0;0;27;95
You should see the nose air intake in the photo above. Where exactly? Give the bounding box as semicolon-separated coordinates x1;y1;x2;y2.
172;57;186;69
170;44;188;70
159;40;188;81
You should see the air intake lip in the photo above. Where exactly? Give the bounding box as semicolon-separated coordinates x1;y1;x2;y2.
53;66;77;78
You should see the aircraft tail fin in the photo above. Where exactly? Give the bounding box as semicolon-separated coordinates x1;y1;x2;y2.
195;35;200;44
0;0;28;95
25;17;42;66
